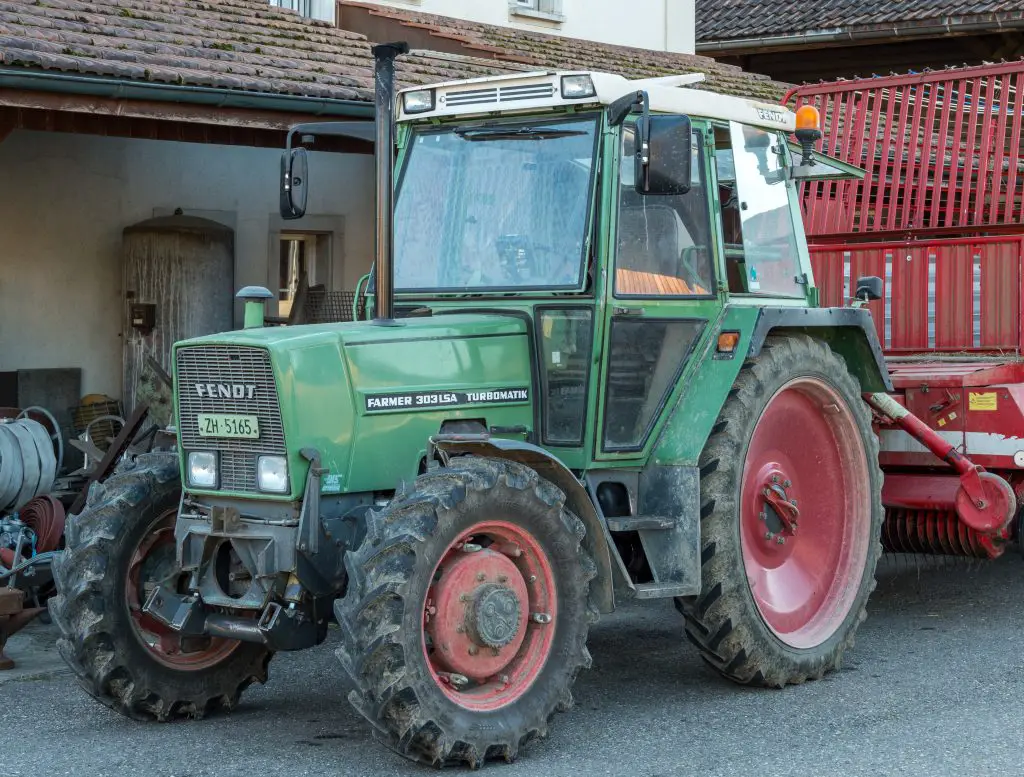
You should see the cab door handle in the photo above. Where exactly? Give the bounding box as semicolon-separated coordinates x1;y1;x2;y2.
613;306;645;317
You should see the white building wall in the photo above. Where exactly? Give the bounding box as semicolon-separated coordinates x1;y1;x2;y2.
0;130;374;399
358;0;696;53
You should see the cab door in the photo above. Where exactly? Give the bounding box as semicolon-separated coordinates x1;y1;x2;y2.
594;119;724;461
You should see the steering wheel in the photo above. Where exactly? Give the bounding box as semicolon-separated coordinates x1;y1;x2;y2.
495;235;556;281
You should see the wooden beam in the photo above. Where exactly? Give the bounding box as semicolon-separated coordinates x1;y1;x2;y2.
0;103;372;154
0;88;367;133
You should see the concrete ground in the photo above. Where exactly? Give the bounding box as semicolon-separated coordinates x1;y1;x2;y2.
2;554;1022;776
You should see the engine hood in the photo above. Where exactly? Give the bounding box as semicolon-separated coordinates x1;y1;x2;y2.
174;313;536;498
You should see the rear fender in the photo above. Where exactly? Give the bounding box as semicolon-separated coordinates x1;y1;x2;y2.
431;436;616;614
749;307;893;393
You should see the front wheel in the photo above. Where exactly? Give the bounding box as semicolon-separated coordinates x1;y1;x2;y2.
336;457;597;768
679;334;883;687
49;451;273;720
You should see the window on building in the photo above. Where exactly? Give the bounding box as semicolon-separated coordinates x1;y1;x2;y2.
268;0;334;22
278;233;332;318
510;0;564;19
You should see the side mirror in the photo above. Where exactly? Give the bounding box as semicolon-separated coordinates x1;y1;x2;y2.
636;115;692;196
855;275;883;302
280;147;308;220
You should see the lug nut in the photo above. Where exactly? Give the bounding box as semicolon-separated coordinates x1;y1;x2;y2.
456;625;465;634
498;575;508;584
476;573;486;582
765;532;774;541
501;675;510;685
776;536;786;545
468;645;479;656
530;613;552;624
783;480;792;489
462;543;483;553
528;575;537;583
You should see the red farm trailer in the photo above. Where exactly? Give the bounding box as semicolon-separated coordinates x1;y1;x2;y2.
787;62;1024;558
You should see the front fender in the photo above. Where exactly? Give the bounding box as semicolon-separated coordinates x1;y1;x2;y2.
431;436;615;614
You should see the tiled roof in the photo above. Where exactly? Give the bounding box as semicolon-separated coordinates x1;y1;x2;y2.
697;1;1024;43
0;0;789;106
0;0;521;102
340;1;789;101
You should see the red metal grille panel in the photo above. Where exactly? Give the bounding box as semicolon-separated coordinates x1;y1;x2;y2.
810;237;1023;354
788;63;1024;235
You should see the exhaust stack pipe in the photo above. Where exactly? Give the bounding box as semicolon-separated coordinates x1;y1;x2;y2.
372;41;409;326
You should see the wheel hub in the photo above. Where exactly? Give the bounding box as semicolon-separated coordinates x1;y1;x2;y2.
469;584;521;649
426;548;529;682
756;466;800;546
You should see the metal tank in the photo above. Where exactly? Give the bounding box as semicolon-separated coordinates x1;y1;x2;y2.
122;213;234;424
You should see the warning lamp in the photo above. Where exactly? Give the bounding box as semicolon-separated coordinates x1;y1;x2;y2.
794;104;822;166
716;331;741;358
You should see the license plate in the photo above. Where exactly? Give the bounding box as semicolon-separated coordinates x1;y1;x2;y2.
197;414;260;439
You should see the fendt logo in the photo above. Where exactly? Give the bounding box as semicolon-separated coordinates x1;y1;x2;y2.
194;383;257;400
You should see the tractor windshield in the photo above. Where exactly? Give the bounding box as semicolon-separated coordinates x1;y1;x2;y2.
393;115;599;293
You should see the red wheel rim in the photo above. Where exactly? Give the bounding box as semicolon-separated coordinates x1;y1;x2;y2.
125;509;240;670
740;378;871;649
422;521;556;712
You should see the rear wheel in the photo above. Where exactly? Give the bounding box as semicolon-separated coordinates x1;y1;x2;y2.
49;451;273;719
336;457;596;768
679;335;883;686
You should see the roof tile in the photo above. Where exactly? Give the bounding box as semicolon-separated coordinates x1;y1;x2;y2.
0;0;789;105
697;0;1024;42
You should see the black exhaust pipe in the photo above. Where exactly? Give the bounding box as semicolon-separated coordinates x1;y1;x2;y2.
371;41;409;326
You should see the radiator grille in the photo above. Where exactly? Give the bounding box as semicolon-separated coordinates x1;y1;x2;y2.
176;346;286;493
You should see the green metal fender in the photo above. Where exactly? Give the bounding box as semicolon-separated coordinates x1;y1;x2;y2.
749;307;894;393
430;436;616;614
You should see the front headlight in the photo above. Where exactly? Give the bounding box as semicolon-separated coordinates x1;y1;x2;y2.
561;74;596;100
188;451;218;489
257;455;289;494
403;89;435;114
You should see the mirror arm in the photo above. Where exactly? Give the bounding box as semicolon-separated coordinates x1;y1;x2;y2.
607;90;647;127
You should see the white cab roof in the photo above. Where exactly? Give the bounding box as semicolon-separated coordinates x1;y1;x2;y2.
397;70;796;133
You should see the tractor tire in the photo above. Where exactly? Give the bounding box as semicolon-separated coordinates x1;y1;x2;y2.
49;450;272;720
336;456;597;768
678;334;883;687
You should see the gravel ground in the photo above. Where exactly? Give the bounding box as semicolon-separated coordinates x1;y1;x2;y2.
2;553;1022;776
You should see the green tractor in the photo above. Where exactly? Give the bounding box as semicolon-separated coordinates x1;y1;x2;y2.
52;44;891;766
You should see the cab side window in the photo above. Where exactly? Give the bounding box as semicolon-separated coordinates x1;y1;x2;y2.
715;123;803;297
614;125;714;298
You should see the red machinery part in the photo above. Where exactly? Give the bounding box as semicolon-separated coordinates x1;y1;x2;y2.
865;393;1016;535
0;587;43;670
883;507;1001;559
0;495;66;568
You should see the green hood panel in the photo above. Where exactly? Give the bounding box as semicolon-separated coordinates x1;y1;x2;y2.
176;314;535;498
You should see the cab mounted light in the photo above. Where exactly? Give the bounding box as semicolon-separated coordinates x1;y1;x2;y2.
794;104;822;166
561;74;596;100
403;89;435;114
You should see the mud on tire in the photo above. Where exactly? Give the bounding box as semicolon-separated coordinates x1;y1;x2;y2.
49;450;272;720
336;457;597;768
678;335;884;687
